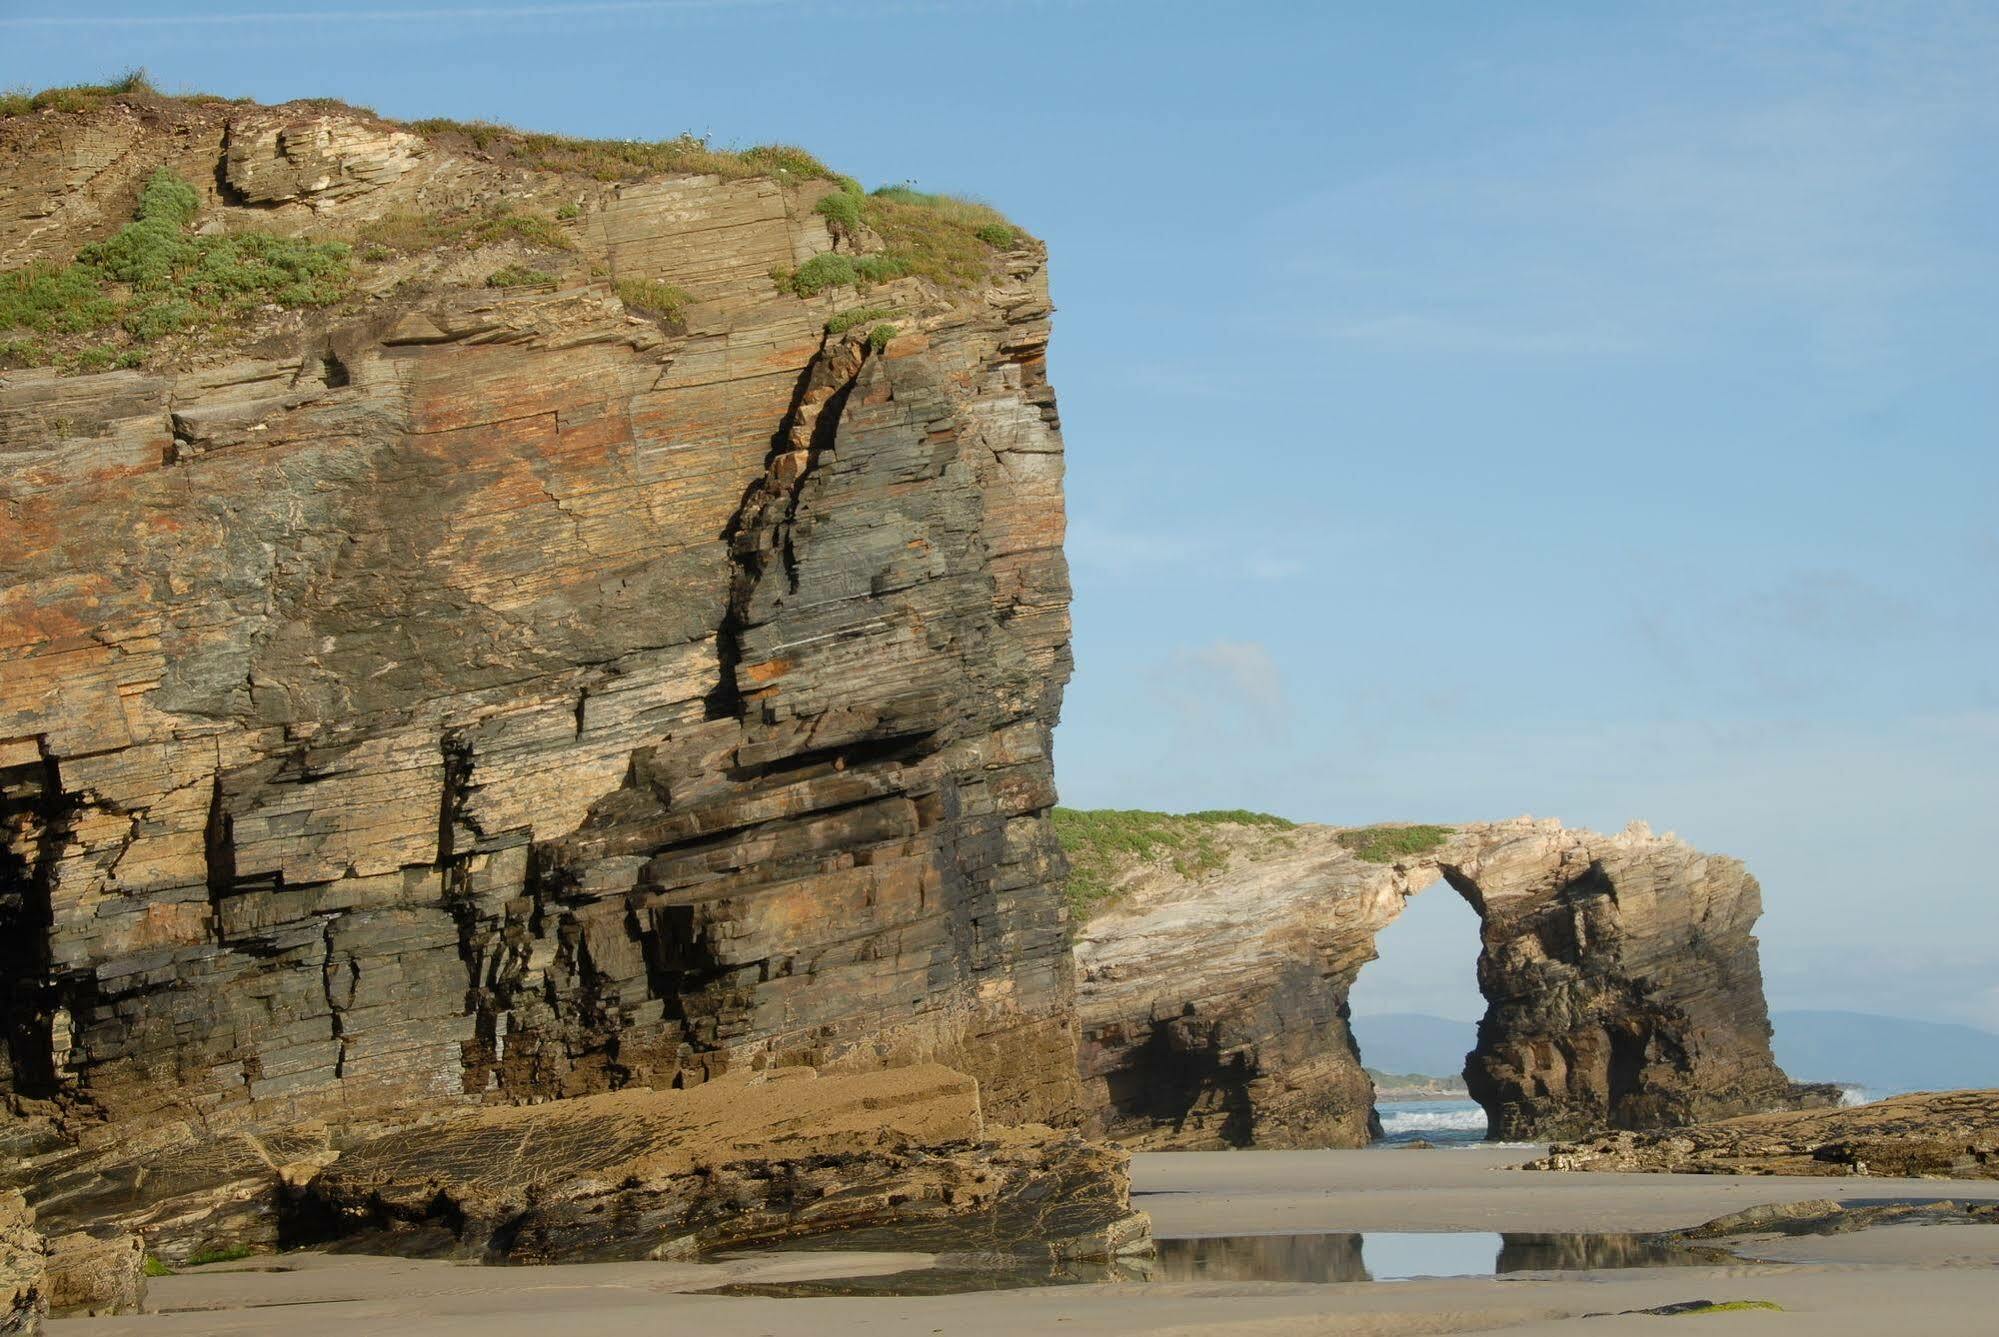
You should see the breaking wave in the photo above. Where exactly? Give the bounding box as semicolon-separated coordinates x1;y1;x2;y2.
1376;1100;1489;1143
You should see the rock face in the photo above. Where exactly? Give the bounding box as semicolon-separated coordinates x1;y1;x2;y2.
0;95;1077;1156
297;1064;1148;1262
0;1192;42;1336
1073;817;1833;1147
1530;1088;1999;1178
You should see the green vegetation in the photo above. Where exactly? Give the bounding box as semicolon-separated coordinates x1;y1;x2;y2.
554;201;582;220
1335;824;1455;864
1657;1300;1784;1316
1052;807;1296;923
776;185;1030;299
0;168;349;370
814;189;865;232
401;119;838;185
485;264;558;288
614;277;690;323
867;322;898;352
0;70;153;119
783;252;859;297
183;1244;257;1268
825;304;899;335
141;1255;175;1278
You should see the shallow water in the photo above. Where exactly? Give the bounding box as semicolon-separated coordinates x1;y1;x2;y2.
707;1230;1742;1297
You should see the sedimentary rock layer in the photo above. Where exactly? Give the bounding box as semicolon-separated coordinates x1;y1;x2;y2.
1530;1088;1999;1178
0;97;1077;1149
0;1192;41;1336
1073;817;1831;1148
298;1064;1148;1262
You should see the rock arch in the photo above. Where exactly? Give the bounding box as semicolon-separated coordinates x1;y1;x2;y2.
1073;818;1837;1148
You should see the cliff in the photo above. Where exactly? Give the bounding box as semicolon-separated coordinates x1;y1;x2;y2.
1067;814;1837;1147
1;92;1075;1155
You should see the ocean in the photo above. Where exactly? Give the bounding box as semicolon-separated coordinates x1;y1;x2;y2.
1374;1099;1490;1146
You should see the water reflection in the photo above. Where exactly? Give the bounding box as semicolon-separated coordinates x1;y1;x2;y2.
708;1230;1740;1297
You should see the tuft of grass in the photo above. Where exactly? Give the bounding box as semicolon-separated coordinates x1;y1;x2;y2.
1335;824;1455;864
975;221;1020;248
399;119;840;187
352;204;575;256
554;201;581;220
867;322;898;352
825;304;898;335
0;167;349;371
183;1244;256;1268
1052;808;1296;923
614;276;690;323
0;70;154;119
485;264;558;288
782;252;858;297
141;1256;175;1278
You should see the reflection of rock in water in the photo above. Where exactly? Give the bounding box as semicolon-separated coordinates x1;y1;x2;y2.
1496;1233;1733;1272
1153;1232;1369;1283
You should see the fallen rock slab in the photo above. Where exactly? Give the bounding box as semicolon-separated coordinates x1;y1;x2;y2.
297;1064;1150;1262
1527;1088;1999;1177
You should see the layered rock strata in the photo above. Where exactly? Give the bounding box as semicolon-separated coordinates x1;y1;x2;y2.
0;1192;42;1336
297;1064;1148;1262
0;95;1076;1157
1073;817;1833;1148
1530;1088;1999;1178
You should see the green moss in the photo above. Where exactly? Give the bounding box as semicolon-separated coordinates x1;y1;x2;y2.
1656;1300;1785;1316
183;1245;256;1268
485;264;558;288
825;304;899;334
1335;824;1455;864
141;1256;174;1278
0;167;349;370
1052;808;1296;923
614;277;690;322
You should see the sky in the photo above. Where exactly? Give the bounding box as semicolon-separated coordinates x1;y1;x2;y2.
4;1;1993;1031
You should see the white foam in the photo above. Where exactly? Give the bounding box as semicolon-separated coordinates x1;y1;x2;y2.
1378;1105;1488;1135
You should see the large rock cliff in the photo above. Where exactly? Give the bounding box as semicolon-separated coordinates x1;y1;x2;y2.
1070;815;1836;1147
0;93;1077;1150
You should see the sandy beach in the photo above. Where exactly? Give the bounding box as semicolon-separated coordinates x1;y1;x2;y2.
48;1146;1999;1336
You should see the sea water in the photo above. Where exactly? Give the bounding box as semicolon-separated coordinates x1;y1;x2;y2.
1373;1098;1489;1145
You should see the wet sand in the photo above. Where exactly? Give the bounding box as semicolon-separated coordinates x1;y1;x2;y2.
51;1146;1999;1336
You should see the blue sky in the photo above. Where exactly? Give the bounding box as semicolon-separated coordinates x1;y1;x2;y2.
6;1;1994;1030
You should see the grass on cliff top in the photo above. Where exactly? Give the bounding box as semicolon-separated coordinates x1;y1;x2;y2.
773;181;1028;300
1053;808;1296;924
1335;824;1456;864
0;167;350;372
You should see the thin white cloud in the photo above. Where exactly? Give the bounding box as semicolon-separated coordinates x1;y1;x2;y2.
0;1;798;26
1169;640;1289;720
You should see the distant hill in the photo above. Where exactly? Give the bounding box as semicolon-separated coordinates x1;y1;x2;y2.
1350;1012;1477;1078
1771;1010;1999;1093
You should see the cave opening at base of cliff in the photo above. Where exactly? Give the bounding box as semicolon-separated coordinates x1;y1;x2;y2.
1345;878;1493;1145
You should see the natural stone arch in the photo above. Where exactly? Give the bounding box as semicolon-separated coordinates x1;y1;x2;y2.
1073;817;1837;1148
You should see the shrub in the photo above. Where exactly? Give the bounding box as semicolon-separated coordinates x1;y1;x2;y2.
785;252;858;297
1334;824;1455;864
554;201;581;220
815;191;863;232
975;221;1019;248
614;277;690;321
867;322;897;352
825;304;898;334
485;264;558;288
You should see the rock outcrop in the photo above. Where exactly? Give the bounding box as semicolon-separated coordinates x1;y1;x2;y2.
1529;1088;1999;1177
298;1064;1147;1262
0;1192;42;1336
1;94;1075;1153
1072;816;1833;1147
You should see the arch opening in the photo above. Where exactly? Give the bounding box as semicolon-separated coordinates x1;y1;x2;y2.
1347;877;1492;1145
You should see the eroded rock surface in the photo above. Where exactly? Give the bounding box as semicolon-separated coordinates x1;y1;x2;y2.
1074;817;1832;1147
0;97;1077;1160
297;1064;1147;1262
1530;1088;1999;1178
0;1192;43;1336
